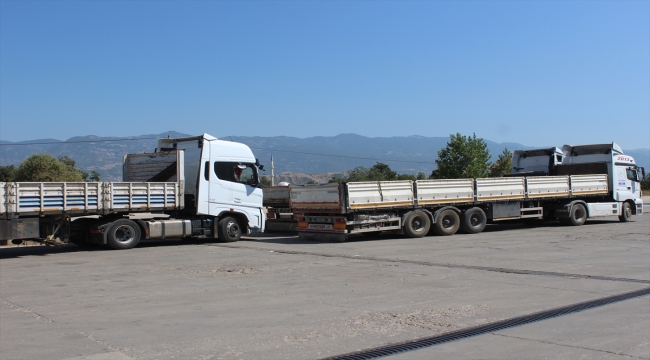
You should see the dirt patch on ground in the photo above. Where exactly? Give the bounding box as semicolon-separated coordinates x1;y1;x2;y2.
284;304;490;344
144;263;259;278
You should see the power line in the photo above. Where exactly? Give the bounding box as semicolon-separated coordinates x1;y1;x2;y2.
0;137;438;165
248;146;436;165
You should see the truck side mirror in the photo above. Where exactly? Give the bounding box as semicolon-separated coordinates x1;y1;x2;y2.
255;158;265;171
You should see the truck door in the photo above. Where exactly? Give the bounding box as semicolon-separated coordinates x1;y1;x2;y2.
213;161;263;228
207;160;233;215
614;165;636;202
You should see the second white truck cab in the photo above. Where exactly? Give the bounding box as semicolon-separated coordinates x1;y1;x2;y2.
512;147;563;175
559;142;644;217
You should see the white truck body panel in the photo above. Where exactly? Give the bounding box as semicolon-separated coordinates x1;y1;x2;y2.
347;181;413;209
416;179;474;205
0;181;180;218
570;175;609;196
0;184;5;215
526;176;569;198
109;182;181;211
263;186;291;207
475;177;525;201
291;183;341;212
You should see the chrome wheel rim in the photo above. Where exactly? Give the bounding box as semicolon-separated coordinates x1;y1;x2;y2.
226;221;240;238
114;225;136;244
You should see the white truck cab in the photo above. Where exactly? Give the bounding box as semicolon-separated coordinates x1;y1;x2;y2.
156;134;265;236
560;142;644;217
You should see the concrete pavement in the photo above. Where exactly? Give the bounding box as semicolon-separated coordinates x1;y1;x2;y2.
1;214;648;359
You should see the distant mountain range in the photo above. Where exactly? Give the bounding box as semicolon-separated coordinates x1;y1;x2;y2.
1;131;648;182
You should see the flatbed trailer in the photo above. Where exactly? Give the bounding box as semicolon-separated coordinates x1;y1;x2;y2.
292;142;644;242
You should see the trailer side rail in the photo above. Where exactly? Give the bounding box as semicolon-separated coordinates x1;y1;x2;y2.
1;181;180;217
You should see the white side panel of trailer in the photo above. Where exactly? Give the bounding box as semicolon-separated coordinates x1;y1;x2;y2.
109;182;180;211
416;179;474;205
476;178;525;201
570;175;608;196
12;182;101;215
263;186;291;206
291;184;342;211
347;181;414;209
0;183;6;218
526;176;570;198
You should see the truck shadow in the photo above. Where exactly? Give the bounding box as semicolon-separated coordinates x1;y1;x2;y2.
0;219;629;258
0;244;95;259
247;219;627;244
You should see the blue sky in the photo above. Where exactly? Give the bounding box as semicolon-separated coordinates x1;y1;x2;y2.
1;1;648;149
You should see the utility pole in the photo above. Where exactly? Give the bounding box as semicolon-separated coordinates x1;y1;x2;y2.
271;154;275;186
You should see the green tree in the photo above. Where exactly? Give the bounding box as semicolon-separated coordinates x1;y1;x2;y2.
396;173;417;180
366;163;397;181
489;148;513;177
0;165;17;182
88;171;101;182
58;156;90;180
416;172;426;180
346;166;371;182
432;133;491;179
15;154;85;182
332;163;399;182
259;176;272;187
306;180;317;184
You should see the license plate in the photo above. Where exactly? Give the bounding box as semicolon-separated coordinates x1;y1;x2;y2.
308;224;333;230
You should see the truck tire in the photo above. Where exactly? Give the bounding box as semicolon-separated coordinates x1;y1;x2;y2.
107;219;141;250
402;211;431;238
218;216;241;242
569;203;587;226
619;202;632;222
460;207;487;234
435;209;460;236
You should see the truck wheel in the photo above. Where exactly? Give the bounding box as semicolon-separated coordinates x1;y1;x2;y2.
218;216;241;242
619;202;632;222
403;211;431;238
107;219;141;250
460;207;486;234
569;203;587;226
435;209;460;236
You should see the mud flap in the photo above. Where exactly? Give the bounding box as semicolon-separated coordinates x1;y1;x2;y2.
298;232;346;243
